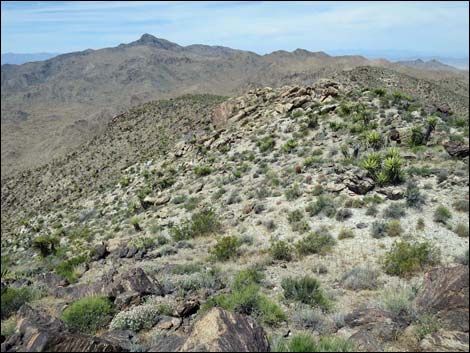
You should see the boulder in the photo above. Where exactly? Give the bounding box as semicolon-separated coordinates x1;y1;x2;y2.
174;297;200;318
344;172;375;195
91;242;109;261
1;305;125;352
443;141;469;158
413;265;469;332
178;308;269;352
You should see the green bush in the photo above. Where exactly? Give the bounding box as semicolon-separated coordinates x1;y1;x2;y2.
383;203;406;219
282;139;298;153
295;230;336;256
170;209;221;241
362;149;404;185
55;255;88;283
454;223;469;238
203;270;285;326
433;205;452;224
61;297;114;334
282;276;331;310
338;228;355;240
381;285;415;315
341;267;380;291
1;287;32;319
285;183;302;201
386;220;403;237
257;136;275;153
405;181;426;208
306;196;336;218
232;268;265;291
269;240;293;261
408;125;425;146
272;334;354;352
210;236;240;261
365;131;383;150
194;165;212;177
383;241;440;277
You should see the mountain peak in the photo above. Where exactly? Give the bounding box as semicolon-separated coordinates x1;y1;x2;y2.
127;33;181;50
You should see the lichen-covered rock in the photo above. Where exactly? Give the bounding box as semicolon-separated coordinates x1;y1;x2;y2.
179;308;269;352
419;330;469;352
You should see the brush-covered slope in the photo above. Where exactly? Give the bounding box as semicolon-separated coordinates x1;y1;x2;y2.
1;79;468;352
2;34;468;178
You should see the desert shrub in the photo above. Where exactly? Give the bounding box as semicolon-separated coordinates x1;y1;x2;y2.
109;303;159;332
285;183;302;201
171;263;202;275
415;314;441;340
170;209;220;241
282;139;298;153
295;230;336;256
271;334;354;352
226;191;242;205
452;199;469;213
380;285;415;316
31;235;59;257
433;205;452;224
55;254;88;283
383;203;406;219
306;196;336;218
454;223;469;238
405;181;425;208
270;240;293;261
371;221;387;239
292;305;326;332
130;217;142;232
257;136;275;153
194;165;212;177
1;287;32;319
0;316;16;337
119;176;129;187
455;250;469;265
203;273;285;325
383;241;440;277
335;208;352;221
61;297;114;334
210;236;241;261
281;276;331;310
232;268;265;291
174;268;225;295
341;267;380;291
366;205;379;216
386;220;403;237
338;228;355;240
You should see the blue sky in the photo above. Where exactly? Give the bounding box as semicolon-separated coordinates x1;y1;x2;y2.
1;1;469;57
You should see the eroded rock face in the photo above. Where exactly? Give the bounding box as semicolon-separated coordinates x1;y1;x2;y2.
343;170;375;195
179;308;269;352
1;305;125;352
413;265;469;332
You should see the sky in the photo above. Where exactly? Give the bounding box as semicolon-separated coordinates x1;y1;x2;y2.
1;1;469;58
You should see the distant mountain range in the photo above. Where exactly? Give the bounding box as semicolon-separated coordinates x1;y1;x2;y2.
1;34;469;177
1;52;60;65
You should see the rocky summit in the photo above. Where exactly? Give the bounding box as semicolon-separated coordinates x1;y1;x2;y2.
1;77;469;352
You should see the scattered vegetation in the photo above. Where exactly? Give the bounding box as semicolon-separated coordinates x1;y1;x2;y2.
271;334;355;352
281;276;331;310
210;236;241;261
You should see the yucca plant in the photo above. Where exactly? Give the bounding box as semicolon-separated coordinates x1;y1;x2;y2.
362;152;382;176
365;131;383;150
424;116;438;143
409;125;424;146
383;155;403;184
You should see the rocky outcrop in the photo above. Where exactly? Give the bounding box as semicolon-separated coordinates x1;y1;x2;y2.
343;169;375;195
443;140;469;158
413;265;469;332
53;267;164;301
178;308;269;352
1;305;125;352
